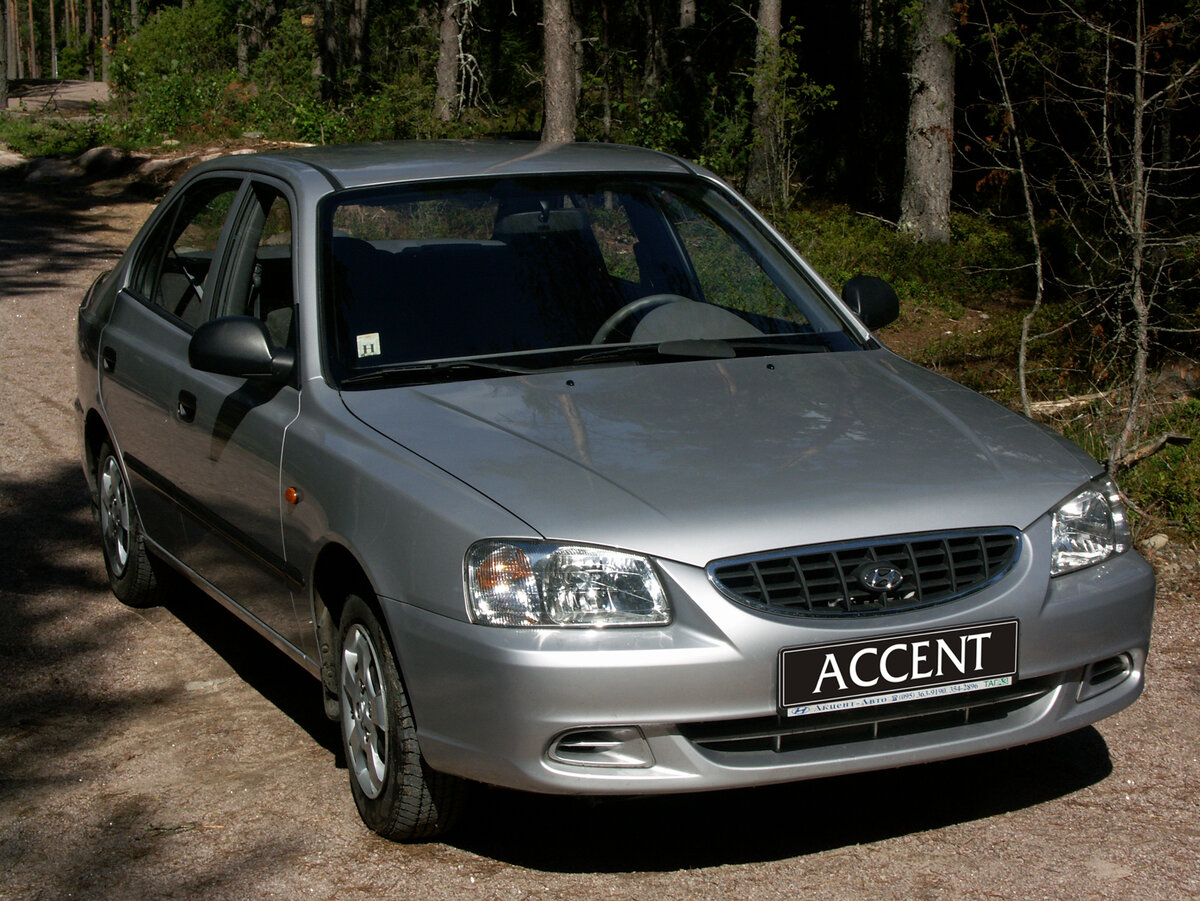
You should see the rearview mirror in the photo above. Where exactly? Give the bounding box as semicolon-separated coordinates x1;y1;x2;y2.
188;316;295;383
841;276;900;330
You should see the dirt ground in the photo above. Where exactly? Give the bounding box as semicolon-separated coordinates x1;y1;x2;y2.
3;79;111;114
0;175;1198;901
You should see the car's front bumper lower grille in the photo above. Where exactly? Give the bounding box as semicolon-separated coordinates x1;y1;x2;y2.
679;675;1058;756
708;529;1021;617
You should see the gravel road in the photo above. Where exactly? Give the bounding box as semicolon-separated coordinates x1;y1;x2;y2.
1;178;1197;901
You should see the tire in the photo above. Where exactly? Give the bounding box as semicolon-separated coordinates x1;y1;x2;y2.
338;594;465;841
96;441;165;608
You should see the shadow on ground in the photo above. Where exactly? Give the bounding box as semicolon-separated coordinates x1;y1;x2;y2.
450;726;1111;871
0;182;138;298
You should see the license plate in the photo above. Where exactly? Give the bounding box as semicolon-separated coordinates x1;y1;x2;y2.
779;620;1019;717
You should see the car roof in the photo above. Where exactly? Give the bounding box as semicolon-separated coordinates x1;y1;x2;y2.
226;140;702;191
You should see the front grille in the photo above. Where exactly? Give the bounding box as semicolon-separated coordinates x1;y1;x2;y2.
680;675;1057;756
708;529;1020;617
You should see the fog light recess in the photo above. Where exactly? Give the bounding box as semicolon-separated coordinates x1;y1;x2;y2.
548;727;655;768
1077;653;1134;702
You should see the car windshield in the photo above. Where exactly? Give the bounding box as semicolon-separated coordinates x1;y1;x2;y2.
322;175;861;384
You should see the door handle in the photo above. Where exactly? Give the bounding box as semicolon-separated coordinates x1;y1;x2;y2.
101;346;116;373
177;390;197;423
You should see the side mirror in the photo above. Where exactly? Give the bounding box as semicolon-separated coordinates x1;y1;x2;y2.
841;276;900;331
189;315;295;383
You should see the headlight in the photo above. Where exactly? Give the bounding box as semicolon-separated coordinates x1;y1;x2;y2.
1050;476;1130;576
465;540;671;627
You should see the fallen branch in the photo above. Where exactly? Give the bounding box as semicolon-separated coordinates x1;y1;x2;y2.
1028;390;1116;414
1112;431;1193;472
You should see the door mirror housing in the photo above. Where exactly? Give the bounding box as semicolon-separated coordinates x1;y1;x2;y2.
189;316;295;383
841;276;900;331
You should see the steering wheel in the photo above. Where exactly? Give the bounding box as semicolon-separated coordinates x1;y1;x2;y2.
591;294;693;344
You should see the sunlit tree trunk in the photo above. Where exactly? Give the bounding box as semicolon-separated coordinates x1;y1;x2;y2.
744;0;782;205
50;0;58;78
541;0;577;143
435;0;459;121
26;0;40;78
899;0;956;243
0;0;7;108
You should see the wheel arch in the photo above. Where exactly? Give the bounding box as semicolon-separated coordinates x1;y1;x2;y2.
311;541;382;720
82;409;112;498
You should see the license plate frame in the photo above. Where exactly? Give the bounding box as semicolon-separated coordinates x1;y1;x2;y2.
779;620;1019;718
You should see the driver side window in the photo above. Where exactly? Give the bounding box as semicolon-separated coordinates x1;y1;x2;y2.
131;178;243;329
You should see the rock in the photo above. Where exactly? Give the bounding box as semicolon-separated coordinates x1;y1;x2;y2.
24;157;83;183
0;149;27;172
76;145;127;176
1142;533;1169;551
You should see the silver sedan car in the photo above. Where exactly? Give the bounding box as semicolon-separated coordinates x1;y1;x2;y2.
76;141;1155;841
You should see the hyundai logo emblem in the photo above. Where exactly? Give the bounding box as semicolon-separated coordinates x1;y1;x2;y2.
855;563;905;593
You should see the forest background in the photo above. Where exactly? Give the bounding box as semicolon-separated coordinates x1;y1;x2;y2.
2;0;1199;535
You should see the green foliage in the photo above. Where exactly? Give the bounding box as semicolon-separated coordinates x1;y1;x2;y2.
1079;400;1200;536
778;203;1024;318
111;0;240;143
0;113;115;158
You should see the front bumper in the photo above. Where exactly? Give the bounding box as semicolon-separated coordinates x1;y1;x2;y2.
388;528;1155;795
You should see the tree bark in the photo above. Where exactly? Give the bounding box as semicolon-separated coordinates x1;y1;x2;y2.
744;0;783;206
100;0;111;83
84;0;94;80
541;0;577;143
129;0;137;32
0;0;7;109
899;0;956;243
435;0;460;121
26;0;39;78
313;0;339;100
679;0;694;29
348;0;367;77
50;0;58;78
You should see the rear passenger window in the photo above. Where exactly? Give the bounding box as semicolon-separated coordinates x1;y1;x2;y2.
131;178;242;329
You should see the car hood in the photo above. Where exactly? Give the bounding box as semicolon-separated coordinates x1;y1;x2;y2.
340;350;1098;567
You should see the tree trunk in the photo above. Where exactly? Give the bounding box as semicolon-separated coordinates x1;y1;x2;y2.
641;0;666;94
348;0;367;78
100;0;111;83
899;0;956;243
679;0;694;29
50;0;58;78
84;0;94;80
314;0;339;100
0;0;7;109
541;0;577;143
435;0;459;121
744;0;783;206
26;0;39;78
129;0;137;32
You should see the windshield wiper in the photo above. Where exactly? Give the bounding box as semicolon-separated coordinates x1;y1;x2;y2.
573;339;738;365
573;336;835;366
340;358;533;387
725;337;833;356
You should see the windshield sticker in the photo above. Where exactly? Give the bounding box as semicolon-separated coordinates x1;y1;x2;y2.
357;333;381;358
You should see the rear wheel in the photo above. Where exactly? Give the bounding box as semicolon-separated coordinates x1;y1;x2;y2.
96;441;164;608
339;594;464;841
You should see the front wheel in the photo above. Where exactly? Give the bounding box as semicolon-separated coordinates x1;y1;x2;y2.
96;441;164;608
339;594;465;841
